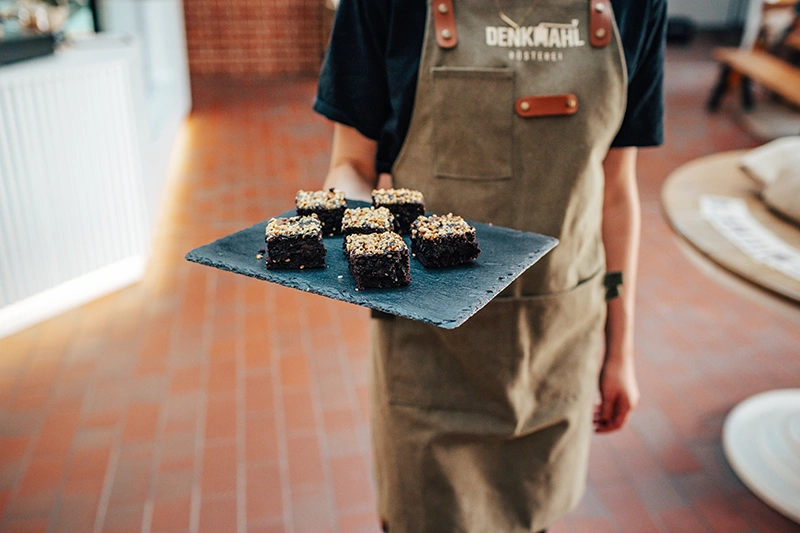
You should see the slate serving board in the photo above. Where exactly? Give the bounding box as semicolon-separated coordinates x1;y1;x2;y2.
185;201;558;329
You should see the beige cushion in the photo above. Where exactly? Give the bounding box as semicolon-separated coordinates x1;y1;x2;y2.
763;169;800;226
739;136;800;187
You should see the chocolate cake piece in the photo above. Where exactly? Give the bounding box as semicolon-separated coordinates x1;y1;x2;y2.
345;232;411;290
371;188;425;235
341;207;395;236
295;189;346;236
265;215;326;270
411;213;481;268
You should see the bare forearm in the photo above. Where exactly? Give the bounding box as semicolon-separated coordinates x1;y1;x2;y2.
323;123;379;202
602;148;640;363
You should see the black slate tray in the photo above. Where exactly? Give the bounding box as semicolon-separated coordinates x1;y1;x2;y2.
185;201;557;329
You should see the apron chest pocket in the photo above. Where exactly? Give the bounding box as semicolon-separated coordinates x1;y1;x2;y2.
432;67;515;181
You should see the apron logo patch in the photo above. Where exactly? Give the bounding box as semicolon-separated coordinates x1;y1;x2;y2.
485;19;585;62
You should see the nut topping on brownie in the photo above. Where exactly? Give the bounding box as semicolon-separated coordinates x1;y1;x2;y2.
345;232;411;289
345;232;407;256
371;188;425;234
295;189;345;210
411;213;480;268
342;207;394;233
265;214;322;238
265;214;326;270
411;213;473;239
371;188;424;205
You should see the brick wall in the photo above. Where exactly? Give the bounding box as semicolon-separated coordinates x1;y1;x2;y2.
184;0;330;76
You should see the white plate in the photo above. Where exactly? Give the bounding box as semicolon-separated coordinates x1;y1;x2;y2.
722;388;800;523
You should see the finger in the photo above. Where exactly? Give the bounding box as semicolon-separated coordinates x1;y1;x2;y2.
599;391;616;425
594;399;615;433
611;396;632;430
603;396;631;433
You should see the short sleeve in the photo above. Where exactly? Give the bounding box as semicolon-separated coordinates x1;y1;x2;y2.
612;0;667;148
313;0;391;141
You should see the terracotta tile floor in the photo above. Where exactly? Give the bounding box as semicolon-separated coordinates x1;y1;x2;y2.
2;37;800;533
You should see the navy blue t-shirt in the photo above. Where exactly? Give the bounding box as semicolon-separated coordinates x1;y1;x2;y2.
315;0;667;174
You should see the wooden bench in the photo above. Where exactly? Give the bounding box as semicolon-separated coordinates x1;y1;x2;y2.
707;47;800;111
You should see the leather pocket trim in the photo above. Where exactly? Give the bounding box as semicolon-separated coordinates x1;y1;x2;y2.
515;94;579;118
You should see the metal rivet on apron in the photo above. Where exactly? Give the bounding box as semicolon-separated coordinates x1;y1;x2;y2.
594;2;605;13
594;28;607;39
441;29;453;39
437;3;449;14
520;101;531;111
566;97;577;109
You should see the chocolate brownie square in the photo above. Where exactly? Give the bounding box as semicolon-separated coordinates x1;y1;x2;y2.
411;213;481;268
371;188;425;235
345;232;411;290
265;215;326;270
295;189;346;236
341;207;395;236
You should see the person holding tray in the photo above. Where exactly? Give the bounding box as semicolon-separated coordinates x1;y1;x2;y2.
314;0;665;531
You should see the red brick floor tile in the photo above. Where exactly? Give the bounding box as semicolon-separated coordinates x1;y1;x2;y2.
596;482;662;533
209;339;237;362
283;391;316;434
64;445;111;493
198;496;238;533
0;489;10;518
247;525;285;533
0;517;49;533
287;435;325;486
82;410;121;429
73;425;116;450
279;355;311;390
8;389;50;411
695;495;753;533
245;415;280;463
0;437;30;463
151;496;192;532
102;501;145;532
159;432;197;471
33;411;80;457
734;492;800;533
290;485;335;533
329;456;373;512
245;463;283;524
163;392;200;435
244;344;272;370
202;442;238;495
154;467;194;500
547;522;570;533
108;449;153;504
323;409;356;433
12;455;66;514
170;365;202;394
121;403;160;443
0;462;23;491
209;359;237;394
205;396;237;440
563;516;619;533
338;511;381;533
245;375;274;413
53;492;102;532
659;507;713;533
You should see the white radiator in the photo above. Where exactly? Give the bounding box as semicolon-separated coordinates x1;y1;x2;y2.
0;40;151;337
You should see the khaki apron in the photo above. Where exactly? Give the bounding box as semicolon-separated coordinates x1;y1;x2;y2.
372;1;627;531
